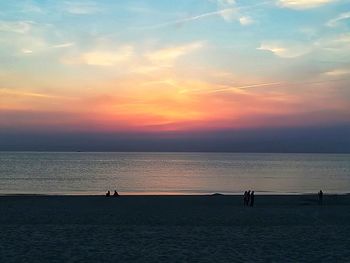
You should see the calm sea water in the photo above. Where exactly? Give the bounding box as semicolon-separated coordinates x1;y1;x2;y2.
0;152;349;195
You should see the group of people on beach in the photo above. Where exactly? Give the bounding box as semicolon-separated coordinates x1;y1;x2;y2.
106;190;119;197
105;189;324;205
243;190;255;207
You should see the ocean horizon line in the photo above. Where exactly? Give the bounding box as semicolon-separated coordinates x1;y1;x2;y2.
1;150;350;154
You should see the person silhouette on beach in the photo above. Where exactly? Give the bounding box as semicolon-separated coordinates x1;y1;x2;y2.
105;190;110;197
243;191;248;206
247;190;251;206
250;191;255;207
113;190;119;197
318;190;323;205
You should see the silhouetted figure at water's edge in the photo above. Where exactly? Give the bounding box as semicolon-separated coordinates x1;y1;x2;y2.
318;190;323;205
243;191;248;206
105;190;110;197
250;191;255;207
247;190;251;206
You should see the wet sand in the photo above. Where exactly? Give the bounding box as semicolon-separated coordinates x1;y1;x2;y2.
1;194;350;262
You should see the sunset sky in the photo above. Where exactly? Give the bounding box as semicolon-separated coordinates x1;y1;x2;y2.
0;0;349;151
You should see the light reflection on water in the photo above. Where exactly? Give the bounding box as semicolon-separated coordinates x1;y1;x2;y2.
0;152;349;195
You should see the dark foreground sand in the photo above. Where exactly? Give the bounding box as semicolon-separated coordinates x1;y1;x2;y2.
1;195;350;262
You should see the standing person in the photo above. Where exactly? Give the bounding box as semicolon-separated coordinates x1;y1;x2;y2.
105;190;110;197
247;190;251;206
250;191;255;207
243;191;248;206
318;190;323;205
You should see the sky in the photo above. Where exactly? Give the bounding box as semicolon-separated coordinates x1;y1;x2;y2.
0;0;349;152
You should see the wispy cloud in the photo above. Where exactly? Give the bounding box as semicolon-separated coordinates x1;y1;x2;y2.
51;42;75;49
277;0;336;9
16;36;47;54
239;16;254;25
213;0;236;5
212;0;244;22
62;45;133;66
0;20;71;55
0;20;33;34
62;41;204;70
19;3;44;14
146;42;204;64
17;41;74;55
138;2;264;30
0;88;61;99
21;48;33;54
63;1;102;15
324;68;350;76
326;12;350;27
209;1;265;24
257;41;310;58
315;33;350;52
335;34;350;44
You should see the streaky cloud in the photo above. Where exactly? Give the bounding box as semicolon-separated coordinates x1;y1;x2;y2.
145;42;204;64
0;88;65;99
62;45;134;66
257;41;311;58
277;0;336;10
324;69;350;76
63;1;102;15
326;12;350;27
0;20;33;34
51;42;75;49
21;48;33;54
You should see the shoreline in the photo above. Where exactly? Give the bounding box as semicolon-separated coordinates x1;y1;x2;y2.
2;193;350;206
1;192;350;197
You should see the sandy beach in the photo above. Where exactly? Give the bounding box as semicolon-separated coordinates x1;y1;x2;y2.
1;194;350;262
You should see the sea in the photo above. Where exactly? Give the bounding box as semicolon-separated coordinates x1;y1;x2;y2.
0;152;349;195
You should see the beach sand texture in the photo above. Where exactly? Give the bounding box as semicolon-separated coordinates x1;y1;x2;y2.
1;195;350;262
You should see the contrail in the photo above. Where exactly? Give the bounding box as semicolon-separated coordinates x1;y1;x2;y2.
131;8;236;30
189;78;349;94
0;89;57;99
207;82;283;94
133;2;270;30
0;88;76;100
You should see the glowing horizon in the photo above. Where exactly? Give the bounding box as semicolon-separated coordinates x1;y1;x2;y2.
1;0;349;134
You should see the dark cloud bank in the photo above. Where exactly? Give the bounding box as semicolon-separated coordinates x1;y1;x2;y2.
1;124;349;153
